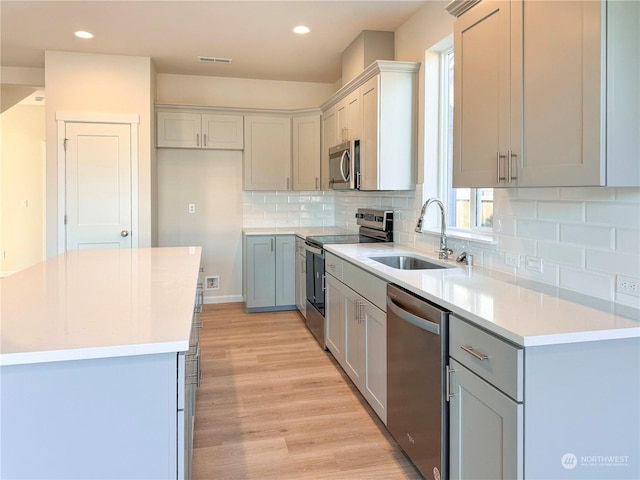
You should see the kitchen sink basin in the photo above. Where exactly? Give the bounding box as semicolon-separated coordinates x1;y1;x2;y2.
369;255;448;270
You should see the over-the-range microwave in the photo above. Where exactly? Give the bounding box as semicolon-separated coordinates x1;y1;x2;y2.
328;140;360;190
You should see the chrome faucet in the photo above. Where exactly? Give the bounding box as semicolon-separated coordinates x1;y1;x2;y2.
415;198;453;260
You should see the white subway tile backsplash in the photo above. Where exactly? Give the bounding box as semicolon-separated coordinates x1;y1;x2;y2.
242;183;638;306
560;224;614;249
586;202;640;228
560;267;614;301
614;187;640;202
516;219;558;241
560;187;616;202
497;235;537;256
616;229;640;254
517;188;560;200
537;201;584;223
537;242;584;268
586;249;640;278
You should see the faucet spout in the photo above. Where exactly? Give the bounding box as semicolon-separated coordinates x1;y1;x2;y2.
414;198;453;260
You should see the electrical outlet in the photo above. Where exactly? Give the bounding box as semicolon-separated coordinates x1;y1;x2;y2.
188;203;196;214
505;253;521;268
616;275;640;297
525;256;543;273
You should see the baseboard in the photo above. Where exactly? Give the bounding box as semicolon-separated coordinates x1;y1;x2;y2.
204;294;244;305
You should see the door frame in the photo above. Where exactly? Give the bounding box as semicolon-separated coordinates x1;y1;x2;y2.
56;111;140;254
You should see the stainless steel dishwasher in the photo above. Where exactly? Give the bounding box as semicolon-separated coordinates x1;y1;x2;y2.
387;283;449;480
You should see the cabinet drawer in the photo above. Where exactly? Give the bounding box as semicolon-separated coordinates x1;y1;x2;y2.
325;252;343;281
343;260;386;312
450;315;523;402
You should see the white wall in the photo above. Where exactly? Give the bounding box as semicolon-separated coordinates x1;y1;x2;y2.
157;149;244;303
157;74;335;110
44;51;155;256
0;104;46;275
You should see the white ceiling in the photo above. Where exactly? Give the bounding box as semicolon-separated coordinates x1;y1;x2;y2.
1;0;429;84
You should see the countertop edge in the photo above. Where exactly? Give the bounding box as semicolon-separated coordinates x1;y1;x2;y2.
0;340;190;367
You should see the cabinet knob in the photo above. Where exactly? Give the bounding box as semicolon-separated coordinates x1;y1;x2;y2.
121;230;129;237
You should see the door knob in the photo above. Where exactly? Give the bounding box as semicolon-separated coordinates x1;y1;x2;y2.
121;230;129;237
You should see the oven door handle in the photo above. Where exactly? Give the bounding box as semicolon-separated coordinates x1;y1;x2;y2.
304;243;323;256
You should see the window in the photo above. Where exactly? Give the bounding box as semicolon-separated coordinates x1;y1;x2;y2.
440;48;493;231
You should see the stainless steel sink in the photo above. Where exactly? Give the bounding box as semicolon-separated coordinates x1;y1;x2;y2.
369;255;448;270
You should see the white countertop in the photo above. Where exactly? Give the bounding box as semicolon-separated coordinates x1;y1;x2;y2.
243;226;351;238
325;243;640;347
0;247;202;366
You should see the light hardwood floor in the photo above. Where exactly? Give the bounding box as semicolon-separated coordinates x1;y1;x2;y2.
192;302;423;479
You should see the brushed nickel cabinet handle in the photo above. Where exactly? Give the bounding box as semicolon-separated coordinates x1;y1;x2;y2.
315;177;319;189
196;133;200;147
446;365;455;401
203;133;207;147
460;345;489;361
497;152;506;183
509;151;518;183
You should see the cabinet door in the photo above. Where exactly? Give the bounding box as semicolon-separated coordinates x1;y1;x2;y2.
517;0;603;186
201;114;244;150
275;235;296;307
295;253;307;316
325;274;345;366
360;75;379;190
245;236;275;308
345;89;362;142
336;98;348;143
292;115;321;191
363;300;387;424
244;115;292;190
344;289;365;389
453;1;511;187
321;107;337;190
449;359;523;480
156;112;202;148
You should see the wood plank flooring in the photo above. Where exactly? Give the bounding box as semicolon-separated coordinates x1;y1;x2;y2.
192;303;423;479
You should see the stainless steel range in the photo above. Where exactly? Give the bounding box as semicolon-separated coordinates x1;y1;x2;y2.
304;208;393;347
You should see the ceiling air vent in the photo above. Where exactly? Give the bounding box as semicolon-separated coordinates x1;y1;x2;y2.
197;56;232;64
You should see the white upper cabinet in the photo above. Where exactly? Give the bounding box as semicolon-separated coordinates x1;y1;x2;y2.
156;111;243;150
243;115;292;191
292;114;321;191
321;61;419;191
453;0;639;187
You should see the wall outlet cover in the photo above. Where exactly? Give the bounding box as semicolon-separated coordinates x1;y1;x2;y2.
206;276;220;290
616;274;640;297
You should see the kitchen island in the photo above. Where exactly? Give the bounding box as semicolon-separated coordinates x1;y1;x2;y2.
0;247;202;480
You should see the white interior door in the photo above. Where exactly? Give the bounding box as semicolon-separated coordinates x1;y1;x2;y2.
65;122;132;251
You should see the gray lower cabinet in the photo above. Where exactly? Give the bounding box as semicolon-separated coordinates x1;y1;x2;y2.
449;314;640;480
244;234;296;312
294;236;307;318
449;358;523;479
325;252;387;424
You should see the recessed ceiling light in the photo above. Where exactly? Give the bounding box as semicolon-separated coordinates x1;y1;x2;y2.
293;25;310;35
74;31;94;39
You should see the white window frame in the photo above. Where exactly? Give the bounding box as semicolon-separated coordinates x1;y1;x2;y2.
437;46;493;234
